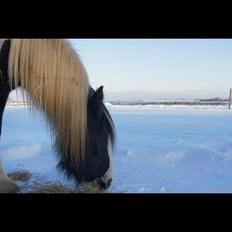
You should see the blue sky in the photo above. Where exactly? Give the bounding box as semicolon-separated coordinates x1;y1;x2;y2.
69;39;232;100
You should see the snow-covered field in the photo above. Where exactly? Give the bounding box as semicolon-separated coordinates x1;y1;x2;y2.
1;104;232;193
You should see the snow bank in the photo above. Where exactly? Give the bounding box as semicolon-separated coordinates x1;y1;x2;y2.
1;105;232;193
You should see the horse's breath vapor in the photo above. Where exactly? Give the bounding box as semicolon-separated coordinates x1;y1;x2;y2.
8;39;89;169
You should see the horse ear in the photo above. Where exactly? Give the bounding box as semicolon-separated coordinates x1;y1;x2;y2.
92;86;104;104
95;86;104;102
91;86;104;117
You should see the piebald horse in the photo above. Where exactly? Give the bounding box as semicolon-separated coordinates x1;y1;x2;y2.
0;39;115;193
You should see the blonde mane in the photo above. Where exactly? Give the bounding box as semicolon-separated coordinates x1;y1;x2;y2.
8;39;89;168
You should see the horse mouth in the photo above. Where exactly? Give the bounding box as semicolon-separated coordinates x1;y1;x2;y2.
97;178;112;190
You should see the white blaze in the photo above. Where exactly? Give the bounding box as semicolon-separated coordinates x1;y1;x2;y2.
101;137;113;184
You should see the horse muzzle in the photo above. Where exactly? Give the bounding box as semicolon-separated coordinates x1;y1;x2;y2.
98;177;112;189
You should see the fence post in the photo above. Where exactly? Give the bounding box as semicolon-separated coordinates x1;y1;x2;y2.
229;88;232;110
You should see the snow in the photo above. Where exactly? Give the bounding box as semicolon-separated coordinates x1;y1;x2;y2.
1;104;232;193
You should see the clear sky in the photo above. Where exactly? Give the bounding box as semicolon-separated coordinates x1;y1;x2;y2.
69;39;232;100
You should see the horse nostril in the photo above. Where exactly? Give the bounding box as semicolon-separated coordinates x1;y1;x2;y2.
106;178;112;188
98;178;112;189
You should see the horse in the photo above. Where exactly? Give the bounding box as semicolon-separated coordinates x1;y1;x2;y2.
0;39;115;193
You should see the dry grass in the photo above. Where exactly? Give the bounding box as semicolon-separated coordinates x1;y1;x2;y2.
32;180;106;194
8;170;32;182
32;183;77;193
7;170;107;193
76;180;107;193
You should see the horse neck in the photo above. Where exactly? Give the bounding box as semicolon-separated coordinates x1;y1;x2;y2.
0;39;7;52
